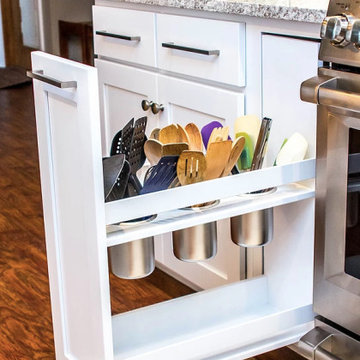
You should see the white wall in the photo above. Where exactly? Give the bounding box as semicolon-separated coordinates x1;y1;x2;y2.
0;0;5;67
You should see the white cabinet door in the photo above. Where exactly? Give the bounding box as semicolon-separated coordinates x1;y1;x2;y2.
156;75;245;290
158;75;245;131
262;34;319;165
30;52;112;359
96;59;160;156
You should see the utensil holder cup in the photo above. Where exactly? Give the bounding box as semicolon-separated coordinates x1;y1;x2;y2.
173;222;217;262
231;208;273;247
109;237;155;279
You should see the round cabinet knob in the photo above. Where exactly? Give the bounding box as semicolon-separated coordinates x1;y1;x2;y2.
348;19;360;48
151;103;164;115
320;15;349;46
141;100;153;111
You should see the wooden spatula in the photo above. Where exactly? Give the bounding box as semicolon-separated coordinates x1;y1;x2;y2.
221;136;245;177
159;124;180;144
144;139;162;166
177;151;206;185
208;126;229;147
205;140;232;180
185;123;202;151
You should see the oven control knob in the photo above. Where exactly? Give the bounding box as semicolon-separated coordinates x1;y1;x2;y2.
321;15;349;46
348;19;360;49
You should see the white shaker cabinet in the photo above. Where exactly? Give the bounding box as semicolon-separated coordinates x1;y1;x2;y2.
96;59;159;155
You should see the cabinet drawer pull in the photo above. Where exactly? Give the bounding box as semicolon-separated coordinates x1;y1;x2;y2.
151;103;164;115
162;42;220;56
96;30;141;42
141;100;153;111
27;70;77;88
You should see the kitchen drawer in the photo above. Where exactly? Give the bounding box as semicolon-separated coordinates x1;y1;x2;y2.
157;14;245;87
93;6;156;67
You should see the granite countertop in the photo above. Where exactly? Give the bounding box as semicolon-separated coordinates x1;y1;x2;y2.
104;0;329;23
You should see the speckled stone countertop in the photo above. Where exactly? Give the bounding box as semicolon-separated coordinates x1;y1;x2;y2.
100;0;329;23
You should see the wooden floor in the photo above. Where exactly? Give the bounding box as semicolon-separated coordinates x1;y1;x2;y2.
0;84;304;359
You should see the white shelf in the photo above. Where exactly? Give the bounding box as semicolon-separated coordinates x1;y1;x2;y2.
107;183;314;247
111;277;314;360
106;159;315;247
105;159;315;225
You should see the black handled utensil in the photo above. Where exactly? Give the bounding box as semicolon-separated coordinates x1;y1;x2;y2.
110;118;134;157
103;154;130;202
140;156;179;195
127;116;148;195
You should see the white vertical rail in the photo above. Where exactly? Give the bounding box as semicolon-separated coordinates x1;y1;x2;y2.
31;52;113;359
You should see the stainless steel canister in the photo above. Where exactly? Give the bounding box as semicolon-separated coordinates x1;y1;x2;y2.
231;188;275;247
173;221;217;262
230;208;273;247
108;215;156;279
109;237;155;279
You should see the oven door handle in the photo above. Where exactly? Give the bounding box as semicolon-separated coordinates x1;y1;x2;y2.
318;86;360;113
301;75;360;114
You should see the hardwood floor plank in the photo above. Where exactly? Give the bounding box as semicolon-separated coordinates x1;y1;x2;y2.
0;84;304;359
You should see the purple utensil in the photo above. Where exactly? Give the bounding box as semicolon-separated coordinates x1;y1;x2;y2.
201;121;223;150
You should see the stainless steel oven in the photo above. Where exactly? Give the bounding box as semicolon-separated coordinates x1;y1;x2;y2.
299;0;360;358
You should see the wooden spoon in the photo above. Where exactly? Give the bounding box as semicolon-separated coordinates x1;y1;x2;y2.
177;124;190;144
150;127;160;140
221;136;245;177
185;123;202;151
205;140;232;180
162;142;189;156
177;151;206;185
144;139;162;166
159;124;180;144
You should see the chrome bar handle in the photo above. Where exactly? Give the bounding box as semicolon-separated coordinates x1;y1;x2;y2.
27;70;77;89
319;86;360;113
300;75;335;104
162;42;220;56
96;30;141;42
301;75;360;113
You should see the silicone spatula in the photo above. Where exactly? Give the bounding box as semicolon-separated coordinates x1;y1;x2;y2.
234;115;261;170
275;132;308;166
201;121;223;150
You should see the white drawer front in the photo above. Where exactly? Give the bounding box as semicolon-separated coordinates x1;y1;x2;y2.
157;14;245;87
93;6;156;67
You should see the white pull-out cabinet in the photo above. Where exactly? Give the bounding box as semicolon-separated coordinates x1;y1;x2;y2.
31;51;317;359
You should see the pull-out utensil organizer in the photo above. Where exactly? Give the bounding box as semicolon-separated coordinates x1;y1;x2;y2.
31;52;317;360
